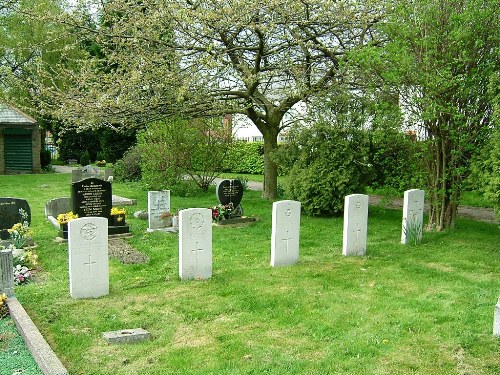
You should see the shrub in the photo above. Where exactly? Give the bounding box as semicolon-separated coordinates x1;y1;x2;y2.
98;128;137;163
40;149;51;169
79;150;90;166
114;146;142;182
368;130;426;192
282;123;372;216
57;129;100;163
222;142;264;174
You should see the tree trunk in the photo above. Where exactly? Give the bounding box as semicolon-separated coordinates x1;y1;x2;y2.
426;127;459;230
262;130;279;200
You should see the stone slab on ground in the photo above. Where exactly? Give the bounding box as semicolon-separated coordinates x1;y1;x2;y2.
7;297;68;375
102;328;151;344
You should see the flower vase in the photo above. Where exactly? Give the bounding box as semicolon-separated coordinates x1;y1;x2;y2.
111;214;126;226
59;223;68;239
12;248;25;257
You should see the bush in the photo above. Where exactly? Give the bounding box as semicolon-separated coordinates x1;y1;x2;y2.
57;129;100;163
79;150;90;166
222;142;264;174
282;123;372;216
368;130;426;192
114;146;142;182
40;150;51;170
98;128;137;163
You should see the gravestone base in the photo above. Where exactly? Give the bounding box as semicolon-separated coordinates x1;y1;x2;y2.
103;328;151;344
214;217;257;227
146;227;177;233
108;225;130;236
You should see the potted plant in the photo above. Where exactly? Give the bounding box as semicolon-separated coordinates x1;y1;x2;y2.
56;211;79;239
160;211;173;227
7;209;33;257
110;207;126;226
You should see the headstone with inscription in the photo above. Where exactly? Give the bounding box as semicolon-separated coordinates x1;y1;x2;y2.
71;178;128;235
68;217;109;298
0;198;31;240
494;298;500;337
401;189;425;245
179;208;212;280
147;191;171;231
216;179;243;212
342;194;369;256
271;200;301;267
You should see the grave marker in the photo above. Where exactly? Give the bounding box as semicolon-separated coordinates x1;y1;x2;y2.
68;217;109;298
0;250;14;297
147;191;171;230
0;198;31;240
271;200;301;267
494;298;500;337
179;208;212;280
216;179;244;208
71;178;112;220
401;189;425;245
342;194;369;256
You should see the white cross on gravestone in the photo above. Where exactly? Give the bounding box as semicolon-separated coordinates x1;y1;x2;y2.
401;189;425;245
191;241;204;264
68;217;109;299
271;200;301;267
342;194;368;256
179;208;212;280
282;230;293;255
83;255;97;277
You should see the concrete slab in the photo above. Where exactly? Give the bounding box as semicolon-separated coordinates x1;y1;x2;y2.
102;328;151;344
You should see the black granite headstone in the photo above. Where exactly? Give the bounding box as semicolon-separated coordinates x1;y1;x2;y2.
216;179;244;207
71;178;112;220
0;198;31;240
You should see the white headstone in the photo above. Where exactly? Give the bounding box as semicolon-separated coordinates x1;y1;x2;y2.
342;194;369;256
271;200;301;267
68;217;109;298
401;189;425;245
148;190;171;230
179;208;212;280
494;298;500;337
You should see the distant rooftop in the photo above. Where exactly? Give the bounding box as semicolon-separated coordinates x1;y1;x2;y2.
0;103;36;124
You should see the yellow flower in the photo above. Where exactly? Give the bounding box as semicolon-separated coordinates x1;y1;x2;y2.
57;211;79;225
111;207;126;216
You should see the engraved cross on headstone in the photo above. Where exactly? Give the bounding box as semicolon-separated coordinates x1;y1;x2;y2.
83;254;97;278
191;241;204;264
282;230;293;254
354;224;362;245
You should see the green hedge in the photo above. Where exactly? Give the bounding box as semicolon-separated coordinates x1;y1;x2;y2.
222;141;264;174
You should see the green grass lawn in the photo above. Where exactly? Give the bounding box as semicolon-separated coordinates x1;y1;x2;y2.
1;173;499;374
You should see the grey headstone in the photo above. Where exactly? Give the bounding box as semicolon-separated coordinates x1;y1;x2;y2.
271;200;301;267
68;217;109;298
342;194;369;256
401;189;425;244
0;250;14;297
44;197;71;219
148;191;171;230
179;208;212;280
494;298;500;337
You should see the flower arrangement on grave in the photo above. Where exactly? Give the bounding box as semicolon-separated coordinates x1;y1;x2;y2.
14;250;38;269
13;264;32;285
0;293;8;318
7;209;32;250
110;207;126;226
160;211;173;227
57;211;79;225
210;203;234;222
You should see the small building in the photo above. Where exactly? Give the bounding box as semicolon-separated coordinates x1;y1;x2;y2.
0;103;41;174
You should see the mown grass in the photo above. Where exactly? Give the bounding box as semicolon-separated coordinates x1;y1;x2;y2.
1;173;499;374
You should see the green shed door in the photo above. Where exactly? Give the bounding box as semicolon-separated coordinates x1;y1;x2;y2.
4;128;33;171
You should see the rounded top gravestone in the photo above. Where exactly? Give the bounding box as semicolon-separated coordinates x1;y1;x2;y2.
0;198;31;240
216;179;244;207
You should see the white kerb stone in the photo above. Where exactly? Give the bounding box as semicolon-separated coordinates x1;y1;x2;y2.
68;217;109;298
179;208;212;280
494;298;500;337
401;189;425;244
342;194;369;256
148;190;171;230
271;200;301;267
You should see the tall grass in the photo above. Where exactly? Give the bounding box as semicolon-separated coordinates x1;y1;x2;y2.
1;173;499;374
